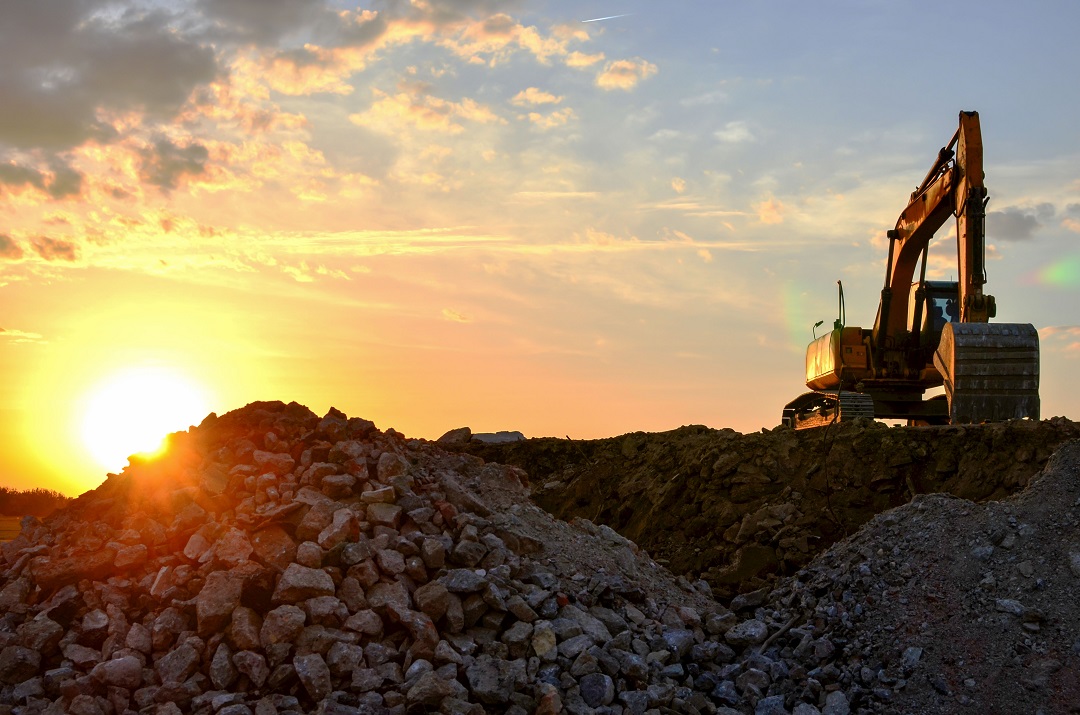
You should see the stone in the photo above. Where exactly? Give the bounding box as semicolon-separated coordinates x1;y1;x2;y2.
114;544;149;569
155;643;200;684
90;655;142;689
63;643;101;669
367;580;411;613
196;570;243;637
295;501;337;542
437;427;472;445
294;653;332;702
361;486;397;504
31;550;115;590
295;541;323;568
227;607;263;651
216;528;254;566
755;695;788;715
305;595;348;627
1068;552;1080;578
441;569;486;593
80;609;109;647
0;646;41;685
532;623;558;661
725;619;769;647
251;526;298;571
233;650;270;687
823;690;851;715
210;643;238;690
465;655;513;705
366;502;403;528
318;508;358;550
272;563;335;603
407;671;458;705
253;450;295;476
261;605;307;646
326;642;365;678
344;610;384;637
18;616;64;654
375;548;406;575
579;672;615;707
414;581;451;621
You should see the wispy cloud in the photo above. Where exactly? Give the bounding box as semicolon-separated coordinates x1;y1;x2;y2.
596;58;658;91
0;327;46;344
511;87;563;106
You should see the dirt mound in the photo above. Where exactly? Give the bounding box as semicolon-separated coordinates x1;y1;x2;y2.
759;438;1080;714
462;418;1080;599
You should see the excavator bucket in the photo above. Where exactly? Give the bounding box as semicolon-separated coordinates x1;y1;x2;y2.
933;322;1040;423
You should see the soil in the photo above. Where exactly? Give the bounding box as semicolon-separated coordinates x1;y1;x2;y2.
460;418;1080;600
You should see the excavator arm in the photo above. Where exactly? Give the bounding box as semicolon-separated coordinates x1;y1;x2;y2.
873;111;990;345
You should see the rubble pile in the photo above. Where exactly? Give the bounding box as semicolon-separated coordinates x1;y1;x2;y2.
463;418;1080;598
1;400;1077;714
0;402;749;715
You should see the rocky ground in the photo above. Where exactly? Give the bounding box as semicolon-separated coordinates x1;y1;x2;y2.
0;402;1076;714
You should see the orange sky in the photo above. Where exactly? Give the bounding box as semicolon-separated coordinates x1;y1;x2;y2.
2;1;1079;495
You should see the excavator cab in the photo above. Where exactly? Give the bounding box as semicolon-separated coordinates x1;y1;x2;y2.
913;280;959;345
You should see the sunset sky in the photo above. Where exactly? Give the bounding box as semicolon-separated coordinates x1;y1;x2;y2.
2;0;1079;495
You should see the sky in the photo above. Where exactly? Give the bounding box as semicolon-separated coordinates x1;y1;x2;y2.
2;0;1079;495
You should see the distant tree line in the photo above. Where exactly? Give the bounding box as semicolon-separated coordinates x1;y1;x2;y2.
0;486;71;517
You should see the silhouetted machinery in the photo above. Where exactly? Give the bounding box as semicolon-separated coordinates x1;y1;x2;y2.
783;111;1039;429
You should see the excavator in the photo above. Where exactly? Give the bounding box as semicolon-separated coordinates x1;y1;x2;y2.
782;111;1040;429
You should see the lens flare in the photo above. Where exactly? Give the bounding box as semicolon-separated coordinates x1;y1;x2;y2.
1035;255;1080;288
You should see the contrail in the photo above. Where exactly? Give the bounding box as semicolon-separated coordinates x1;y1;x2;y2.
581;13;634;23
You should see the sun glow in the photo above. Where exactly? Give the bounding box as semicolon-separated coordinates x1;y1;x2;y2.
79;367;212;472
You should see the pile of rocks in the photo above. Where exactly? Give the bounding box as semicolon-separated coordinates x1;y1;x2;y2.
0;402;798;715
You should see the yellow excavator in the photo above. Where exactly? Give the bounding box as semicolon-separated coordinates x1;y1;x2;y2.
783;111;1040;429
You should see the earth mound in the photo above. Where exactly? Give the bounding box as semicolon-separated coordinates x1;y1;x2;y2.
461;418;1080;599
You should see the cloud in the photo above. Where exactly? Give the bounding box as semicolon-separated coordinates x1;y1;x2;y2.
138;138;210;191
596;58;658;91
351;86;505;135
511;87;563;106
30;236;78;262
0;3;217;152
0;328;46;344
715;121;754;144
680;89;729;107
0;234;24;260
193;0;340;43
525;108;575;129
754;196;785;224
0;161;84;199
442;308;471;323
987;204;1054;242
671;177;686;194
566;51;604;68
1040;325;1080;356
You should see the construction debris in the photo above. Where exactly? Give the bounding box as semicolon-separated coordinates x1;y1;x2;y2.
1;401;1077;714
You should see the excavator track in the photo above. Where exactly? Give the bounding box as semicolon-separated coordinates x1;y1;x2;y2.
782;390;876;430
934;322;1040;423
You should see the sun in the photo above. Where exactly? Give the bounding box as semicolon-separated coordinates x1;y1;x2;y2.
79;366;212;472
